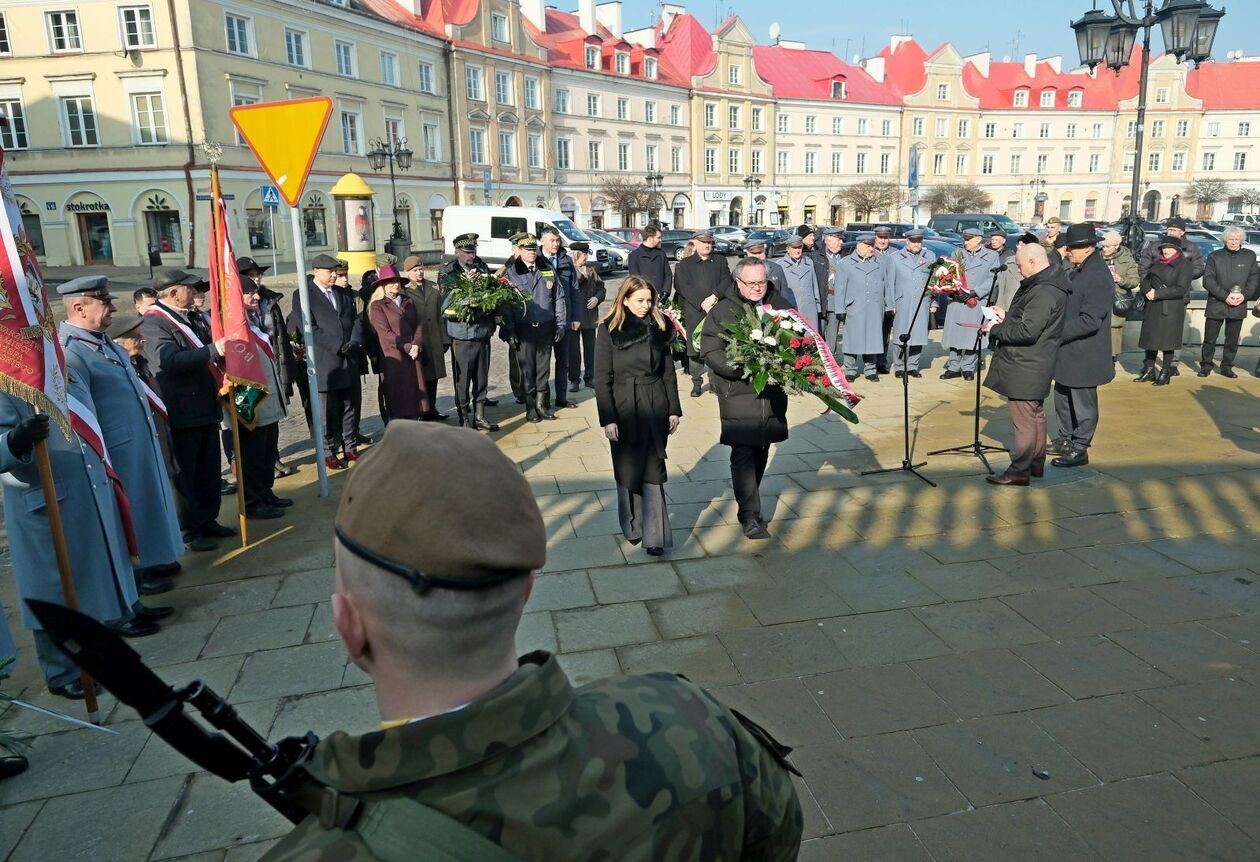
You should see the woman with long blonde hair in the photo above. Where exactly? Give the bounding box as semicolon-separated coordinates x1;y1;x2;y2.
593;276;682;555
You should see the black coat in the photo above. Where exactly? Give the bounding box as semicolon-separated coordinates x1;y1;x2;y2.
576;265;606;330
259;290;297;393
700;290;792;448
1055;251;1116;388
673;255;732;357
627;244;673;299
984;268;1069;401
1139;235;1204;281
1203;247;1260;320
403;280;449;379
1138;256;1191;352
806;246;830;296
287;278;363;392
139;302;222;429
594;315;681;488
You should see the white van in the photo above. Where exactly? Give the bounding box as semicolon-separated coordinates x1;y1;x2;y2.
440;205;613;273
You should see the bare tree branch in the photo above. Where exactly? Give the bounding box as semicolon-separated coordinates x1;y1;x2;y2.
921;184;994;214
840;180;900;221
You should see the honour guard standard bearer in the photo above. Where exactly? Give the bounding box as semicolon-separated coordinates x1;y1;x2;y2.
938;228;1000;380
886;229;938;378
504;234;567;423
440;233;502;431
834;233;888;382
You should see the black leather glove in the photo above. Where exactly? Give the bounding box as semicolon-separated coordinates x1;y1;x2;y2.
336;342;359;358
554;328;565;345
8;414;50;460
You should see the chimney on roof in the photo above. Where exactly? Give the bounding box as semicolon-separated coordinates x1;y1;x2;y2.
578;0;596;34
890;35;913;53
625;26;655;49
661;3;685;30
864;56;885;82
1044;55;1062;74
778;39;805;50
520;0;546;29
1024;53;1037;77
596;1;622;39
965;51;990;77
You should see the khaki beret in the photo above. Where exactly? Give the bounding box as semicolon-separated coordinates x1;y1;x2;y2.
402;255;423;271
335;422;545;590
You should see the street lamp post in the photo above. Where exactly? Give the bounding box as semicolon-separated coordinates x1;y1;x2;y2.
1028;177;1047;221
1070;0;1223;252
366;136;414;255
645;171;664;225
742;174;762;225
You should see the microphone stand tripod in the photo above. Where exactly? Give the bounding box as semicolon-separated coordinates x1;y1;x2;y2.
862;260;940;487
927;265;1009;474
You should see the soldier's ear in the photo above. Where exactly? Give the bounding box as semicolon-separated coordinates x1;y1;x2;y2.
332;591;369;663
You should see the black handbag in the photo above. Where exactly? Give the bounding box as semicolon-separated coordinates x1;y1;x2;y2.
1113;288;1138;317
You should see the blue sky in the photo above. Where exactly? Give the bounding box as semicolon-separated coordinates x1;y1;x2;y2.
616;1;1256;65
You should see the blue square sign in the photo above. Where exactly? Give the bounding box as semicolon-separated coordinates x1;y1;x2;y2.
261;185;280;208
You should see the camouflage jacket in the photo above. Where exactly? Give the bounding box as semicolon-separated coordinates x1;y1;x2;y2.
262;652;803;861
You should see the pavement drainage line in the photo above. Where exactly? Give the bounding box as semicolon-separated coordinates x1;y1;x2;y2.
150;772;197;851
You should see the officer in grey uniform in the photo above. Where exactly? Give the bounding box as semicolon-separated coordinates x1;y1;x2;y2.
740;239;789;302
872;226;896;373
886;229;938;377
835;233;888;381
777;236;823;329
503;234;567;423
937;227;999;380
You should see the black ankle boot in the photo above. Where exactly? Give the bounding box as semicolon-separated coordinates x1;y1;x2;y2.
1153;367;1172;386
473;406;499;432
1135;365;1157;383
535;395;557;420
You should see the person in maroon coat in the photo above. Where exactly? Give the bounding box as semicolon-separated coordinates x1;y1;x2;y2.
368;265;429;422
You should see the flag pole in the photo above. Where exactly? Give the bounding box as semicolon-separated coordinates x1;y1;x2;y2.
208;157;249;546
32;427;100;723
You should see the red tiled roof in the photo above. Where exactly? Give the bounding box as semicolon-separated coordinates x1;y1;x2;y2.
1186;60;1260;110
753;45;902;105
352;0;446;38
655;12;717;79
878;38;929;95
528;8;688;86
961;50;1144;110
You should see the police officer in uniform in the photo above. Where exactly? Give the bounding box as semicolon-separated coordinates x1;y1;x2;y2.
835;233;887;382
260;421;803;860
936;228;999;380
886;229;938;377
440;233;500;431
504;235;567;423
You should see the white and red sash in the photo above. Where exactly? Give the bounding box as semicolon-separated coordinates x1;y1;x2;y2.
249;322;276;361
67;393;139;557
138;377;168;420
761;305;861;410
144;304;224;386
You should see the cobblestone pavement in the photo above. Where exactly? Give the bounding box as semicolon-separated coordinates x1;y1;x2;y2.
3;269;1260;860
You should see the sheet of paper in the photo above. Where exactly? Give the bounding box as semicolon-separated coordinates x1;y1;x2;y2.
981;306;1000;324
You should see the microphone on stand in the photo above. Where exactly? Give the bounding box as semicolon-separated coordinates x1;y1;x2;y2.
990;263;1009;273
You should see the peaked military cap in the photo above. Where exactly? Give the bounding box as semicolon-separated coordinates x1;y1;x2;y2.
152;268;208;291
742;239;767;252
961;227;983;239
905;228;925;239
691;231;715;242
453;232;480;251
873;226;892;237
785;236;804;247
310;253;341;270
856;232;876;244
57;275;114;299
335;422;545;589
988;228;1006;238
514;234;540;249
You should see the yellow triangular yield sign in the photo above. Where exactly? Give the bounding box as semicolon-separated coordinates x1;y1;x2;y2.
229;97;333;207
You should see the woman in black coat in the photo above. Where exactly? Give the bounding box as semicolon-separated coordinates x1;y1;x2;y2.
699;258;792;540
594;276;682;556
1136;237;1192;386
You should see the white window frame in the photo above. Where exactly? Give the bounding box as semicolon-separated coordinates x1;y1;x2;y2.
1010;154;1022;173
1040;90;1055;107
1039;122;1051;139
494;70;512;105
1239;122;1252;137
704;147;717;174
645;57;658;79
119;5;156;50
1063;153;1074;173
0;97;27;149
646;144;657;172
60;94;99;147
617;97;629;121
383;110;404;147
855;152;866;174
418;62;436;94
704;102;717;128
468;128;487;165
524;77;540;110
880;153;891;174
1066;123;1077;139
728;63;741;85
804;151;816;174
379;51;399;87
527;133;542;169
777;113;789;134
752;106;764;131
1067;90;1083;108
1148;151;1161;172
1155;87;1169;104
805;115;816;134
421;122;440;161
937;83;949;100
981;155;994;175
47;10;84;53
0;13;10;56
1089;153;1101;173
729;105;741;130
340;106;364;156
335;41;357;78
285;28;309;68
1171;151;1185;172
751;148;762;174
554;88;570;114
1036;154;1048;173
498;129;516;167
465;65;484;101
1014;89;1028;107
1093;122;1104;138
1234;152;1248;171
1202;151;1215;171
615;52;629;74
589;140;602;170
556;137;571;170
1151;119;1165;138
728;147;741;175
587;93;600;117
223;13;252;57
131;91;168;145
619;142;631;172
957;118;969;138
491;12;509;44
645;101;657;123
833;117;843;135
955;154;967;175
1176;119;1189;138
830;151;842;173
670;105;681;126
857;118;868;135
935;117;947;138
984;122;996;138
1012;122;1024;139
585;45;599;69
776;150;789;174
832;80;847;99
933;153;945;175
671;145;681;173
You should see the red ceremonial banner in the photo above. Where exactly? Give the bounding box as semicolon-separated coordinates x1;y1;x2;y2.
207;198;269;415
0;126;70;435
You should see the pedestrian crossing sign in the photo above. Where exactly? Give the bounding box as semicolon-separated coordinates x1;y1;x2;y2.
230;97;333;207
261;185;280;208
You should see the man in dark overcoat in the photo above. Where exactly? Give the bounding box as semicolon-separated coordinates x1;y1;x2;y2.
700;258;791;541
566;242;606;391
627;225;672;298
1199;227;1259;378
674;232;731;398
982;244;1069;486
402;254;449;421
140;269;231;550
1050;224;1115;468
288;253;363;469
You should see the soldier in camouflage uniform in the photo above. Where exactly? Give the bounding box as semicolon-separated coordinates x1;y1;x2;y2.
262;421;803;862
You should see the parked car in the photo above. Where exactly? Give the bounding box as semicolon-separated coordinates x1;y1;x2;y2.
606;227;643;246
744;228;796;257
927;213;1022;242
585;228;635;270
845;222;917;237
660;229;698;261
709;225;748;244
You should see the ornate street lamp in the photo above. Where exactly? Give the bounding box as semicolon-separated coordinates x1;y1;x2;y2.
1069;1;1224;251
366;136;414;244
742;174;762;225
645;171;664;222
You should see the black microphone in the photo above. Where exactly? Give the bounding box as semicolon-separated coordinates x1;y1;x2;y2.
991;263;1009;273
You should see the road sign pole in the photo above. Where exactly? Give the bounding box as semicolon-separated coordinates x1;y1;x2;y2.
290;205;329;497
269;207;278;276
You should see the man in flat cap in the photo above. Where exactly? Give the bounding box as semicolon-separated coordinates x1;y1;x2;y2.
869;226;896;373
835;233;888;382
673;231;731;397
935;228;999;380
402;254;450;421
504;234;567;422
886;229;938;378
60;277;185;595
261;421;803;860
440;233;502;430
565;241;605;391
288;253;363;470
141;269;233;550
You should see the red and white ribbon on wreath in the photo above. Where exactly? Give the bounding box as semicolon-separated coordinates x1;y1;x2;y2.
760;305;861;410
67;393;139;557
661;307;687;340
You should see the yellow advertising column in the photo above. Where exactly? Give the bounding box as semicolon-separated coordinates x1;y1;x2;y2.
330;172;377;276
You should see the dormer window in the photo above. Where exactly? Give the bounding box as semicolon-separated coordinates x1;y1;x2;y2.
936;83;949;100
1039;89;1055;107
1067;89;1083;108
1014;88;1029;107
728;63;741;85
585;45;599;69
645;57;658;79
831;80;847;99
615;51;629;74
